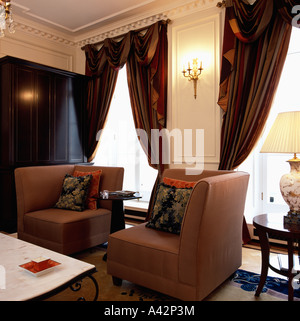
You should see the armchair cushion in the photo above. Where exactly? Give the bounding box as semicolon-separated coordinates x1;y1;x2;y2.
54;174;92;211
73;169;102;210
146;183;192;234
163;177;197;188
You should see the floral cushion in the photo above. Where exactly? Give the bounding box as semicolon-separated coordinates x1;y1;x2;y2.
146;183;193;234
73;170;102;210
55;174;92;211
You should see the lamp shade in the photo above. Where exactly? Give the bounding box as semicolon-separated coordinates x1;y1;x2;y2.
260;111;300;154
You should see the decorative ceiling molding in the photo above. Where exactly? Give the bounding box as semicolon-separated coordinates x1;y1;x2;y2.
77;13;169;48
14;20;77;47
13;0;217;48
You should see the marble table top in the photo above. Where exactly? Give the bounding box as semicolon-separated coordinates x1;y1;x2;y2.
0;233;96;301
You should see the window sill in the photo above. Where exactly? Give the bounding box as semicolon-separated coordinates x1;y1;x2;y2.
124;200;148;221
124;200;148;212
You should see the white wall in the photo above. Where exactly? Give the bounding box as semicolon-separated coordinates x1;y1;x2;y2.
168;7;223;171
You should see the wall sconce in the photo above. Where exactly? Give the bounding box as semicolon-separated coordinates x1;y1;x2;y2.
182;58;203;99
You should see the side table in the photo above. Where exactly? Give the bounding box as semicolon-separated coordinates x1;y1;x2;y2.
96;192;142;234
253;213;300;301
95;192;142;261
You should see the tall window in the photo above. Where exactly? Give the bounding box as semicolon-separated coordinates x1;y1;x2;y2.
239;26;300;222
93;65;157;203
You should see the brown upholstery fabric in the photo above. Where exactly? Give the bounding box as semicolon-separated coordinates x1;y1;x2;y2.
107;169;249;301
23;208;111;254
15;164;124;255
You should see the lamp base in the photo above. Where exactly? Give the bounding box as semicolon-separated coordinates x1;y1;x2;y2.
280;156;300;223
284;211;300;225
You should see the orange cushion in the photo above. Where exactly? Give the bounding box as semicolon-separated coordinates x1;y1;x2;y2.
73;170;102;210
163;177;197;189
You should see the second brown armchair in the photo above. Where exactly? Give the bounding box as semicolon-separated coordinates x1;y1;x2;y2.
107;168;249;301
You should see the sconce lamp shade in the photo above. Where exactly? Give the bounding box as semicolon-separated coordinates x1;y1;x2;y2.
260;111;300;155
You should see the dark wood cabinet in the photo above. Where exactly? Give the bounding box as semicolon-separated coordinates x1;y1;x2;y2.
0;56;89;232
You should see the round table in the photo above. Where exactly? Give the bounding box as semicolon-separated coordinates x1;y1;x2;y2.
253;213;300;301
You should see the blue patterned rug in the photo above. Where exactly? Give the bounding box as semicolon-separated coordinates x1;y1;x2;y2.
231;269;300;300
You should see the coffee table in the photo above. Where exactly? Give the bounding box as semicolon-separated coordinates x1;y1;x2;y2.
0;233;99;301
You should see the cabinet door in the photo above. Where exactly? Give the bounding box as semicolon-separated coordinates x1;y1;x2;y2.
0;62;13;166
36;71;52;162
53;75;69;162
14;66;35;164
53;75;85;163
68;76;85;163
14;67;53;165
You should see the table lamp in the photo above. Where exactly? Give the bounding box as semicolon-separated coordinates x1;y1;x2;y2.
260;111;300;224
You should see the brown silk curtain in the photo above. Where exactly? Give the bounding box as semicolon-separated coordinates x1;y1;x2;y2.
127;22;168;175
84;21;168;170
85;68;119;161
218;0;297;243
84;33;131;161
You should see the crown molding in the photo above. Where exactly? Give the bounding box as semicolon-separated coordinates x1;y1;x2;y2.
77;0;217;47
12;0;217;48
76;13;169;48
13;16;77;47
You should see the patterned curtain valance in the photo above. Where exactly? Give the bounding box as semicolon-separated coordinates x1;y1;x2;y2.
224;0;299;44
84;21;168;74
275;0;300;26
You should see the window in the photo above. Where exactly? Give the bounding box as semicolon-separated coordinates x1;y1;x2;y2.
93;65;157;204
239;27;300;223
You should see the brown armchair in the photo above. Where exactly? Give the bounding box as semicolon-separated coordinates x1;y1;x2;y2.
107;168;249;301
15;164;124;255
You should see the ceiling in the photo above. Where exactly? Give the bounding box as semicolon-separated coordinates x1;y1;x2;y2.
12;0;187;36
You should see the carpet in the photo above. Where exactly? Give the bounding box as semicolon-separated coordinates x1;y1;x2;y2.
229;269;300;301
45;246;299;302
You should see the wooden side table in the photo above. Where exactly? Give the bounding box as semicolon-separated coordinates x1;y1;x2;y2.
253;213;300;301
96;193;142;234
95;192;142;261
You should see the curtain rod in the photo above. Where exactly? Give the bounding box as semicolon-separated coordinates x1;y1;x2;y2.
81;19;171;50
